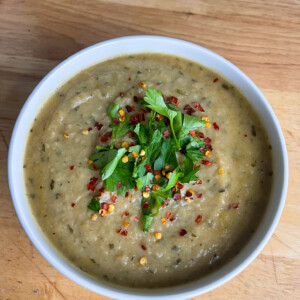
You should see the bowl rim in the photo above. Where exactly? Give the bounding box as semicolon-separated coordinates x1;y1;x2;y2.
8;35;288;299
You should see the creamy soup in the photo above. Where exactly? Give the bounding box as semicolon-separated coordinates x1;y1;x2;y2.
24;54;272;288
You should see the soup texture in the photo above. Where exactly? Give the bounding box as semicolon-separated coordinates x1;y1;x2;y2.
24;54;272;288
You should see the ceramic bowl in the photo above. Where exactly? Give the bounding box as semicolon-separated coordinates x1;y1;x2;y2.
8;36;288;299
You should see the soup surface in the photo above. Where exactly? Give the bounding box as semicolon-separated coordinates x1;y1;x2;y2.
24;54;272;288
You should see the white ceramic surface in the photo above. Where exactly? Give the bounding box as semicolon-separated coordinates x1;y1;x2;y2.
8;36;288;299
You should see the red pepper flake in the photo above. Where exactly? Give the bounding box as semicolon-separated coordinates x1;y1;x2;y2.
164;118;170;126
195;215;203;223
133;96;143;102
117;181;123;187
71;203;75;207
133;216;139;222
166;96;178;104
197;193;203;199
189;130;196;137
94;122;103;131
199;147;205;153
171;187;176;193
128;131;135;138
121;211;129;219
101;203;109;210
116;229;122;234
100;136;108;143
92;164;98;171
141;245;147;250
140;108;148;114
121;230;128;236
204;137;212;144
166;212;171;219
154;171;161;175
125;192;130;197
161;202;167;208
213;78;219;83
206;144;213;151
134;185;138;191
178;183;184;189
87;177;98;191
173;193;181;201
111;195;117;203
143;202;150;209
113;118;119;126
184;104;195;115
129;114;143;125
88;127;93;131
194;162;201;169
213;122;219;130
128;77;131;81
99;186;105;194
201;160;211;166
144;164;151;172
145;186;151;192
244;134;248;137
163;129;172;138
192;102;205;112
69;165;74;170
170;215;177;222
120;92;125;97
186;190;193;197
126;105;135;113
232;203;239;209
196;131;204;138
179;229;187;236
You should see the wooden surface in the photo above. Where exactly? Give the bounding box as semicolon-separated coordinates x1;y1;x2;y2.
0;0;299;299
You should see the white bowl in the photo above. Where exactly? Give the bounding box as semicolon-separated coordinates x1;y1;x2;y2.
8;36;288;299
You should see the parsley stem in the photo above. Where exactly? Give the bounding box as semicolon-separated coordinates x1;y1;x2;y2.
170;121;180;150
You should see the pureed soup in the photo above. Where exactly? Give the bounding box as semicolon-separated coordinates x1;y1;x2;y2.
24;54;272;288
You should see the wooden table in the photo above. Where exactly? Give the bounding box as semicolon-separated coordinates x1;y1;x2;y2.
1;0;299;299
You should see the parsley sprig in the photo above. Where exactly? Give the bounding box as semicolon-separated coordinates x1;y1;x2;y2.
88;89;208;231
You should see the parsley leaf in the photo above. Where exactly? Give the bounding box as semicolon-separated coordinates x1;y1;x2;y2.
143;215;153;232
181;156;200;183
134;123;148;145
102;148;127;180
105;160;135;195
87;197;101;212
136;172;154;190
107;102;120;119
147;129;162;164
109;115;131;139
161;166;183;192
178;114;206;142
144;89;180;148
89;149;118;170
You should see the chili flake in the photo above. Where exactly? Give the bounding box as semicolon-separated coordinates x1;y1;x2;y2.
141;245;147;250
173;193;181;200
69;165;74;170
195;215;203;223
179;229;187;236
189;130;196;137
94;122;103;131
213;78;219;83
192;102;205;112
163;129;172;138
71;203;75;207
213;122;220;130
183;104;195;115
232;203;239;209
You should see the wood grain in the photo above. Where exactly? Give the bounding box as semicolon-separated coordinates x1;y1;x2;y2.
0;0;299;299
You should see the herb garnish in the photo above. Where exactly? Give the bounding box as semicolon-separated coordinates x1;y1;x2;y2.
87;88;211;231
